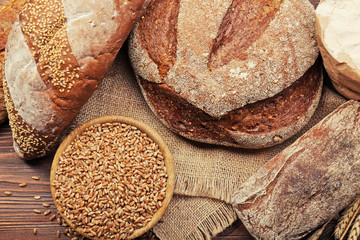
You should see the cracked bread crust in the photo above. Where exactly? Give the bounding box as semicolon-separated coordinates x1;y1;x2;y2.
4;0;150;160
138;59;322;149
129;0;321;148
232;101;360;239
129;0;319;118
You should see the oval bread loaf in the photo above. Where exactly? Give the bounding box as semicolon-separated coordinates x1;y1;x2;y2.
129;0;322;149
4;0;150;160
0;0;27;125
232;100;360;240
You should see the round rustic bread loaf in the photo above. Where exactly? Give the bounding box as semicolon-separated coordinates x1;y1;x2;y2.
129;0;322;149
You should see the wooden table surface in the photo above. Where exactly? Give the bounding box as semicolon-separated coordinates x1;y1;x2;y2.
0;121;341;240
0;122;252;240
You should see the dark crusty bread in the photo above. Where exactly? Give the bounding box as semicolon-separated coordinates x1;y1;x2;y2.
232;100;360;240
4;0;150;160
129;0;322;149
0;0;27;125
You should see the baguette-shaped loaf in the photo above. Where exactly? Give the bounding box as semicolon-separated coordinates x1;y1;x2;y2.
129;0;322;149
232;100;360;240
4;0;150;160
0;0;27;125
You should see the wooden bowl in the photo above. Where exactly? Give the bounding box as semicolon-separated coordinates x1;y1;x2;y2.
50;115;175;239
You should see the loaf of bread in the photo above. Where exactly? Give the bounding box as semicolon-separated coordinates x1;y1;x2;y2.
129;0;322;149
4;0;150;160
0;0;27;125
232;100;360;240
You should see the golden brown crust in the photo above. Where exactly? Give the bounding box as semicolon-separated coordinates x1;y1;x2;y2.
209;0;282;68
0;52;6;125
5;0;149;160
138;59;322;148
0;0;27;125
138;0;179;78
129;0;321;148
130;0;319;118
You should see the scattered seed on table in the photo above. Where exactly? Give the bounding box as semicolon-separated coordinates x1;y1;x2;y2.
33;228;37;235
50;215;56;221
19;183;27;187
34;196;41;199
44;210;51;216
56;230;61;238
33;209;41;214
4;191;12;196
32;176;39;180
43;203;50;208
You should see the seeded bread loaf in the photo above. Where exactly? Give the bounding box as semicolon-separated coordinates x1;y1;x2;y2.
4;0;150;160
129;0;322;149
232;100;360;240
0;0;27;125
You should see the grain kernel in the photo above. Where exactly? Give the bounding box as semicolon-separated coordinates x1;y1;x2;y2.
53;122;168;239
33;209;41;214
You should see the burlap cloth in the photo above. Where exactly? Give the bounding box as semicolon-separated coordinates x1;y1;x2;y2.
68;47;346;240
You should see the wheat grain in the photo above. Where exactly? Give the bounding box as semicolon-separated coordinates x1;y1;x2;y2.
348;214;360;240
42;203;50;208
33;209;41;214
53;122;168;240
335;196;360;239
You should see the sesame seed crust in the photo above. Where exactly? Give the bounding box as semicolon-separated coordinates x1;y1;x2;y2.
20;0;80;93
4;0;150;160
0;0;28;125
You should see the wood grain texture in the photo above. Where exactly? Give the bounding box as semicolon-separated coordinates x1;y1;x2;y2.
0;121;342;240
0;122;248;239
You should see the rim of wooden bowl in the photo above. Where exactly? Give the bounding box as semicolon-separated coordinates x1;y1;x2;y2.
50;115;175;240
